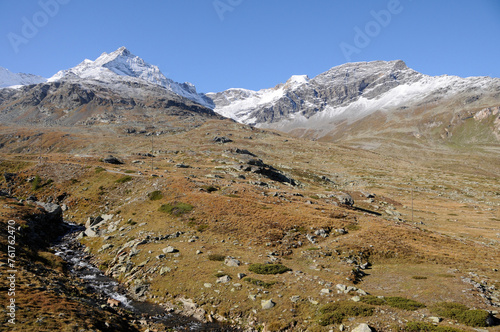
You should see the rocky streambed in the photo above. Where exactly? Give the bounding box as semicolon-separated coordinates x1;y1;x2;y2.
52;222;237;331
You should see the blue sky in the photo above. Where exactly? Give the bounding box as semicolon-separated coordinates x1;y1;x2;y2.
1;0;499;93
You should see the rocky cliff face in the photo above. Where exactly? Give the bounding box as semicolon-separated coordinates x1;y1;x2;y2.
209;60;500;145
0;78;223;126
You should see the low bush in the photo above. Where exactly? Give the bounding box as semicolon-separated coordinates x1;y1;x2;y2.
115;175;132;183
248;263;291;275
202;185;219;193
158;202;193;215
360;295;386;306
95;166;106;173
208;254;226;262
147;190;163;200
214;272;229;278
431;302;490;327
361;296;425;310
405;321;466;332
318;301;373;326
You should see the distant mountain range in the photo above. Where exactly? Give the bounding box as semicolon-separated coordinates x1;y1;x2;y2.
1;47;499;147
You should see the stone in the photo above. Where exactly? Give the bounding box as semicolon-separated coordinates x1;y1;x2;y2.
159;266;172;275
196;250;202;254
204;283;212;288
99;244;113;251
216;275;231;283
248;294;256;301
35;201;62;216
103;155;123;165
351;296;361;302
224;257;241;267
315;228;328;237
321;289;331;295
84;227;99;237
352;323;372;332
333;192;354;206
162;246;177;253
336;284;347;292
213;136;233;144
237;273;247;279
261;299;275;309
290;295;301;303
429;317;442;323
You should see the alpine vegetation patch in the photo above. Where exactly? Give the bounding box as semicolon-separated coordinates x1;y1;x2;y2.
213;0;244;21
7;0;71;54
339;0;406;61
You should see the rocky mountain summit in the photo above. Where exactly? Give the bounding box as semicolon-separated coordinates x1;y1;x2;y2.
0;67;46;89
209;60;500;145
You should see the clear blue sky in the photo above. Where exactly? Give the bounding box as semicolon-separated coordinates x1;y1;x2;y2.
1;0;499;93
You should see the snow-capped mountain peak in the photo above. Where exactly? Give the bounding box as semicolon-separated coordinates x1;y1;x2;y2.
49;47;214;108
0;67;46;89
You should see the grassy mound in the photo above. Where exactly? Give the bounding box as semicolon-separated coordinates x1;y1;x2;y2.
361;296;425;310
248;263;291;275
431;302;490;327
158;202;193;215
318;301;373;326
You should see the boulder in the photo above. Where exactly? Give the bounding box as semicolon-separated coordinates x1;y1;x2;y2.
216;275;231;283
261;299;275;309
35;201;62;217
162;246;177;253
103;155;123;164
352;324;372;332
224;257;241;267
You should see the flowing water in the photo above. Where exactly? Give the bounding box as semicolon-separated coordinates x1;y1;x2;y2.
52;222;236;331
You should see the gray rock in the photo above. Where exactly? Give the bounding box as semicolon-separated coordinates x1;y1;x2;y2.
290;295;301;303
224;257;241;267
159;266;172;275
314;228;328;237
213;136;233;144
35;201;62;216
352;324;373;332
306;234;316;244
261;299;275;309
237;273;246;279
84;227;99;237
162;246;177;253
216;275;231;283
333;192;354;206
103;155;123;165
429;317;442;323
336;284;347;292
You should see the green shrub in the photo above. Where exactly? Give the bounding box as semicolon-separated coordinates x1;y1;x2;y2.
31;175;42;191
148;190;163;200
360;295;386;306
405;321;466;332
214;272;229;278
197;225;208;232
386;297;426;310
202;185;219;193
248;263;291;275
361;296;425;310
431;302;489;327
208;254;226;262
124;170;135;174
95;166;106;173
243;277;277;289
158;202;193;215
318;301;374;326
115;175;132;183
412;276;428;280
